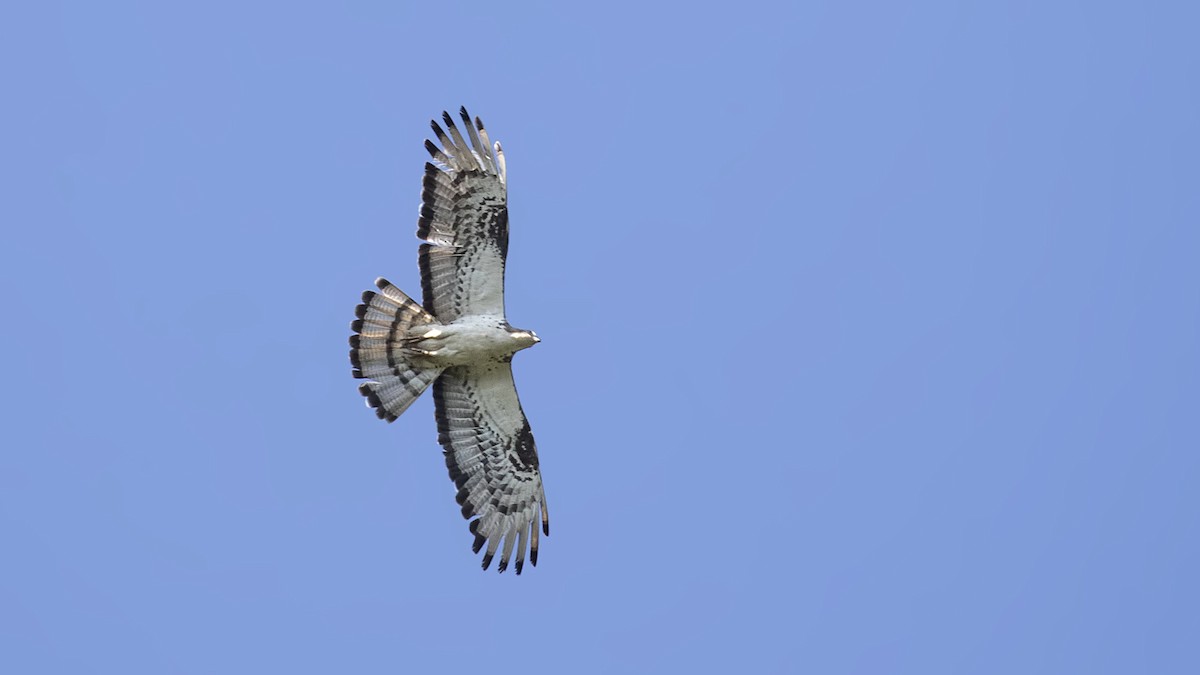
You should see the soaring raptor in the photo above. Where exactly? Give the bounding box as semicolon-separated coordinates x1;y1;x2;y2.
350;107;548;574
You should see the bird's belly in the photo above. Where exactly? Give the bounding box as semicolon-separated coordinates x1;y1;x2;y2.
411;319;515;367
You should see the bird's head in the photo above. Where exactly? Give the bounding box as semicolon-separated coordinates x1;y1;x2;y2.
508;327;540;350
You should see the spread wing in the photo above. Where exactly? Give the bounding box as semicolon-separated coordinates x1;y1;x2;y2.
418;107;509;323
435;362;549;574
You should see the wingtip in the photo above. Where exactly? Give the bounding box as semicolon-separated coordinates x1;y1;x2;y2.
481;551;494;571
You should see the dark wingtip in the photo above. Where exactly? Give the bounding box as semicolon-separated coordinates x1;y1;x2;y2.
442;110;455;128
470;523;486;555
481;551;494;571
515;559;524;575
497;557;509;574
374;277;391;290
424;138;439;157
361;290;376;304
429;119;451;149
348;334;360;348
530;545;538;567
355;303;368;319
543;519;550;536
350;319;363;333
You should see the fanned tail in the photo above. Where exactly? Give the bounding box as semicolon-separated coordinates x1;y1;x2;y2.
350;277;443;422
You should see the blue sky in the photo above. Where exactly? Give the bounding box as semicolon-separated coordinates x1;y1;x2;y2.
3;1;1198;673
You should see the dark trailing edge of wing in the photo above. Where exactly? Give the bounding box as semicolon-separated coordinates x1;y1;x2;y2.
415;161;444;243
418;243;442;317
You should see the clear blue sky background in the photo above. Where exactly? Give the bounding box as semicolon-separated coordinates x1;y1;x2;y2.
3;1;1197;673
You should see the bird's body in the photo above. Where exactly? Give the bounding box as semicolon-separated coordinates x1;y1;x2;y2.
406;315;538;368
350;107;548;574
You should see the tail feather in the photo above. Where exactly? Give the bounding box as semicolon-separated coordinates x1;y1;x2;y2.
350;277;443;422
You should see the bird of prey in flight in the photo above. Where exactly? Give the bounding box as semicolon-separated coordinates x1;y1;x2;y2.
350;107;548;574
